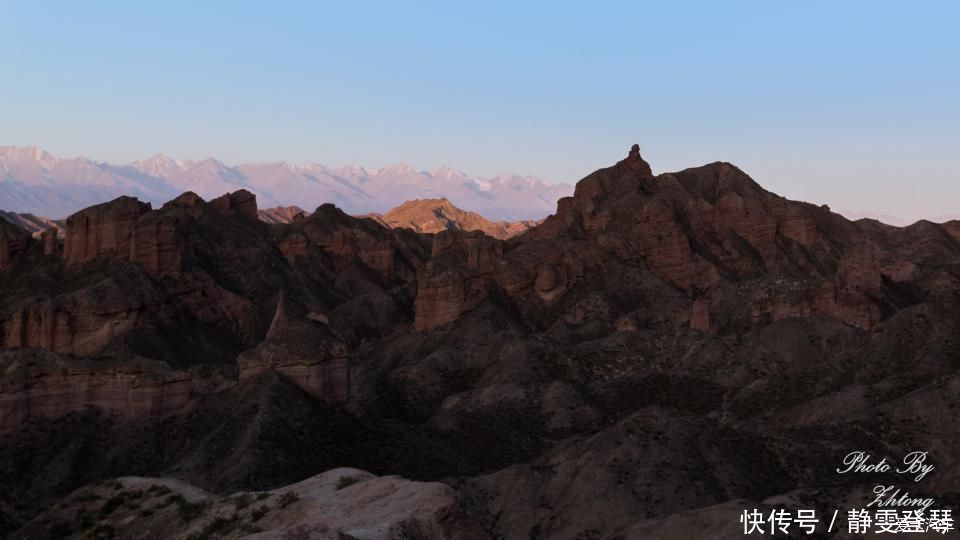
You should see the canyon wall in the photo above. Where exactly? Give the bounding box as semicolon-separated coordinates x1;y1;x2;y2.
0;350;225;432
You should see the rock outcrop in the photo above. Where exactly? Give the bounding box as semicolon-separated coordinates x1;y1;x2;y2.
414;230;504;331
62;191;253;276
40;228;58;256
63;196;152;266
2;192;268;360
13;469;488;540
209;189;258;220
0;349;221;432
412;145;943;333
1;190;434;366
0;219;30;271
237;293;351;401
277;203;429;284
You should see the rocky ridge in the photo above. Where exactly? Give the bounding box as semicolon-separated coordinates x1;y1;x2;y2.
257;198;537;240
0;145;572;221
369;198;538;240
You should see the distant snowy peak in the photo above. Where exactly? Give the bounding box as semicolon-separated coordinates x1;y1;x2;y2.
490;174;551;188
0;146;58;172
134;154;182;177
179;157;231;174
0;146;573;221
0;146;54;162
377;162;418;176
431;166;467;180
334;165;369;178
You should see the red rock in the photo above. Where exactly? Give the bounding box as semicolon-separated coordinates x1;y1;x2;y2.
624;143;654;178
41;228;58;256
414;230;504;332
0;350;218;432
167;191;205;208
409;145;908;333
0;220;30;270
277;203;428;284
238;307;351;401
690;298;710;331
372;198;536;240
10;145;960;539
129;212;188;277
62;196;192;277
209;189;258;219
63;196;151;265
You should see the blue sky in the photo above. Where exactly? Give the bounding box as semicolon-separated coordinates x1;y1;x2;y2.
2;1;958;221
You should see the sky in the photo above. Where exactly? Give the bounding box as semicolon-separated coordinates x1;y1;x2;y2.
2;1;958;222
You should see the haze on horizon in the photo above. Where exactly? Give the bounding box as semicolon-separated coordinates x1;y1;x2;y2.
2;1;958;223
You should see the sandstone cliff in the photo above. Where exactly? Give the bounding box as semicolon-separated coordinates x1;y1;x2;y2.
0;219;30;271
0;349;223;432
237;293;351;401
63;196;152;266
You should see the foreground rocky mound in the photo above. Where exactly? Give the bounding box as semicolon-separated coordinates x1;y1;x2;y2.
4;145;960;538
12;468;487;539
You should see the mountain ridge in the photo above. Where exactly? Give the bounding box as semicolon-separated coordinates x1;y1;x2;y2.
0;146;571;221
1;198;536;242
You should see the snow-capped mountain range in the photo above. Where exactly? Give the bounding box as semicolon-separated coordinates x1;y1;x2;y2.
0;146;573;221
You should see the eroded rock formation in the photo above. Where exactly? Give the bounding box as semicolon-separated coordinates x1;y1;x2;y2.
0;349;222;432
0;220;31;271
7;145;960;539
412;145;949;333
372;198;537;240
237;292;351;401
414;230;504;331
209;189;258;220
63;196;151;266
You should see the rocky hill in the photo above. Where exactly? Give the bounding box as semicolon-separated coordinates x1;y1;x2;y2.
2;145;960;538
368;198;537;239
260;198;536;239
